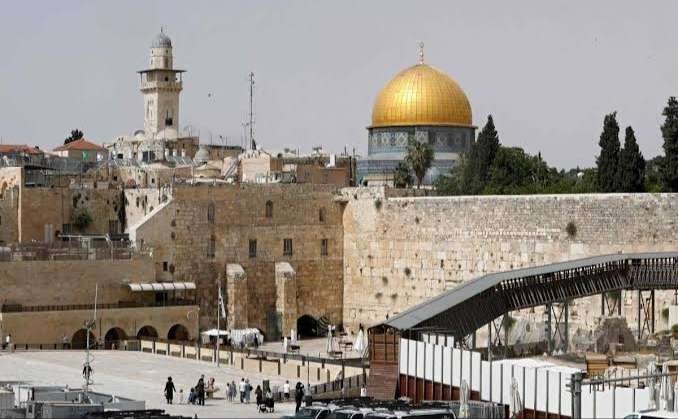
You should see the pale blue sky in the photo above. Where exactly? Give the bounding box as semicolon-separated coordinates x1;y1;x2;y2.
1;1;677;168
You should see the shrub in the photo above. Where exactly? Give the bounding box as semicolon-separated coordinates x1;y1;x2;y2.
374;199;383;210
71;208;92;231
404;267;411;277
566;221;577;238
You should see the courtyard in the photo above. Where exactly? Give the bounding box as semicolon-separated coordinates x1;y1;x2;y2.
0;350;299;418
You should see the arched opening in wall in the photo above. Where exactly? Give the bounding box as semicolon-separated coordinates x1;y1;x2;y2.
168;324;190;341
297;315;328;339
265;200;273;218
104;327;128;349
137;325;159;340
71;329;96;350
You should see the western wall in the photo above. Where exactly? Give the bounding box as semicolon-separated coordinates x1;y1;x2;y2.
341;187;678;342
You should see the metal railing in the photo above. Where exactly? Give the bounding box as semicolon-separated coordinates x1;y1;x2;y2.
0;300;196;313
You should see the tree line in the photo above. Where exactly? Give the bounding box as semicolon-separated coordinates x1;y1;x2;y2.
427;97;678;195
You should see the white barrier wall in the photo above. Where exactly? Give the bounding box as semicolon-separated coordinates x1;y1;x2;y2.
399;338;652;418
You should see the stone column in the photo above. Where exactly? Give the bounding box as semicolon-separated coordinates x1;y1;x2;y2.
226;264;248;329
275;262;298;339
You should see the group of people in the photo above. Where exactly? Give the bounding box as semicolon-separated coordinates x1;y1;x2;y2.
164;374;218;406
225;378;252;403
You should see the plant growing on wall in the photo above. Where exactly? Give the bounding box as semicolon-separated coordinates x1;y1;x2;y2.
71;208;93;231
566;221;577;238
374;199;383;210
404;267;412;277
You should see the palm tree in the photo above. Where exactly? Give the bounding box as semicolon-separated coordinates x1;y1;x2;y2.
405;138;434;188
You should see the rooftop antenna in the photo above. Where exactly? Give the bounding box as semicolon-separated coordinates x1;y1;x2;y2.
248;72;255;150
418;41;425;64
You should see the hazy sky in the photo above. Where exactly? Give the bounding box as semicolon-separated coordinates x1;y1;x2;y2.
1;1;677;168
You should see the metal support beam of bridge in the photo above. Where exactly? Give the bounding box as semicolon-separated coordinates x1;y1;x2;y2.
546;301;569;355
487;314;509;361
601;290;622;317
637;289;655;341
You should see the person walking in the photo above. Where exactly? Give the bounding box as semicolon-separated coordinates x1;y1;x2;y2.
196;375;205;406
245;379;252;404
239;378;246;403
230;380;237;402
164;377;176;404
294;382;304;413
225;382;231;402
283;380;290;400
255;385;263;409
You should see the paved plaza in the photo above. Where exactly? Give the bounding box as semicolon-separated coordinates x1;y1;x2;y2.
0;350;299;418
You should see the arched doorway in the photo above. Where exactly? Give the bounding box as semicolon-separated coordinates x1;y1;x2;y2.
297;315;326;338
71;329;96;350
168;324;189;341
137;325;159;339
104;327;127;349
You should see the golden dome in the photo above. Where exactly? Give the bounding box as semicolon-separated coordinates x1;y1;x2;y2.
370;63;472;128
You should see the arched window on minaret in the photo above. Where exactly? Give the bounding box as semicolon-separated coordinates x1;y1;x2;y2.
165;110;173;127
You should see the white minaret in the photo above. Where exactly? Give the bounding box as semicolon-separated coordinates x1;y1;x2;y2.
138;29;185;137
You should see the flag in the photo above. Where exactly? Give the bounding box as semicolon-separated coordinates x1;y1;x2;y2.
218;285;226;318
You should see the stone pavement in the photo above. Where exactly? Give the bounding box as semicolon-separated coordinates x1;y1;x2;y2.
0;350;299;418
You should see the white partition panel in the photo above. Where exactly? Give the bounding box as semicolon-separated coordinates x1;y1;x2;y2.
408;339;416;375
399;338;408;375
561;373;572;417
452;348;461;387
634;388;651;412
461;349;472;387
471;351;482;392
546;370;563;415
523;367;536;413
434;344;443;384
581;386;594;418
442;346;452;385
424;342;434;380
595;387;614;419
615;387;636;418
416;341;425;378
491;362;504;404
481;361;491;401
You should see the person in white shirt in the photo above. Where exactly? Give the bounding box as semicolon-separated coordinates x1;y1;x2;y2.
4;334;10;350
238;378;246;403
360;386;367;397
283;380;290;400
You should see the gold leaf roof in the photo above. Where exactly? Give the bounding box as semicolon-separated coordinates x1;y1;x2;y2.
370;63;472;128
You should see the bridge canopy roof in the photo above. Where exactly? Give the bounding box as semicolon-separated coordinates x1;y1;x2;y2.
382;252;678;334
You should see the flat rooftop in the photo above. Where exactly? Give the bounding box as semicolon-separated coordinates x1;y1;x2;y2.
0;351;298;418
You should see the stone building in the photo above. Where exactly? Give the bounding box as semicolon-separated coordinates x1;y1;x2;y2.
129;183;345;339
0;252;198;346
358;45;475;185
53;138;107;162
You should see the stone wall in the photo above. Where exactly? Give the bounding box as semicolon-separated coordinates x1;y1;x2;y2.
342;188;678;333
0;257;155;306
131;183;345;336
18;187;123;242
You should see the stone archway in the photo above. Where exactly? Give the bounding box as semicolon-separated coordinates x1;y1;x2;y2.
297;315;323;338
71;329;96;350
137;325;159;339
167;324;189;341
104;327;127;349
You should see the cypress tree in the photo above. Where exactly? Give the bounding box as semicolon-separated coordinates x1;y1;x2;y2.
661;97;678;191
596;112;621;192
618;126;646;192
461;115;499;194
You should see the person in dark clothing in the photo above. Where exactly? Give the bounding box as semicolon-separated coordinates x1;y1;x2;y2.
196;375;205;406
255;385;263;409
164;377;176;404
294;382;304;413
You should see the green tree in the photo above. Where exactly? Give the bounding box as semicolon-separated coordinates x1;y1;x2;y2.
618;126;646;192
645;156;665;192
596;112;621;192
393;162;413;188
461;115;500;194
71;208;93;231
405;138;434;188
661;97;678;191
64;129;84;145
